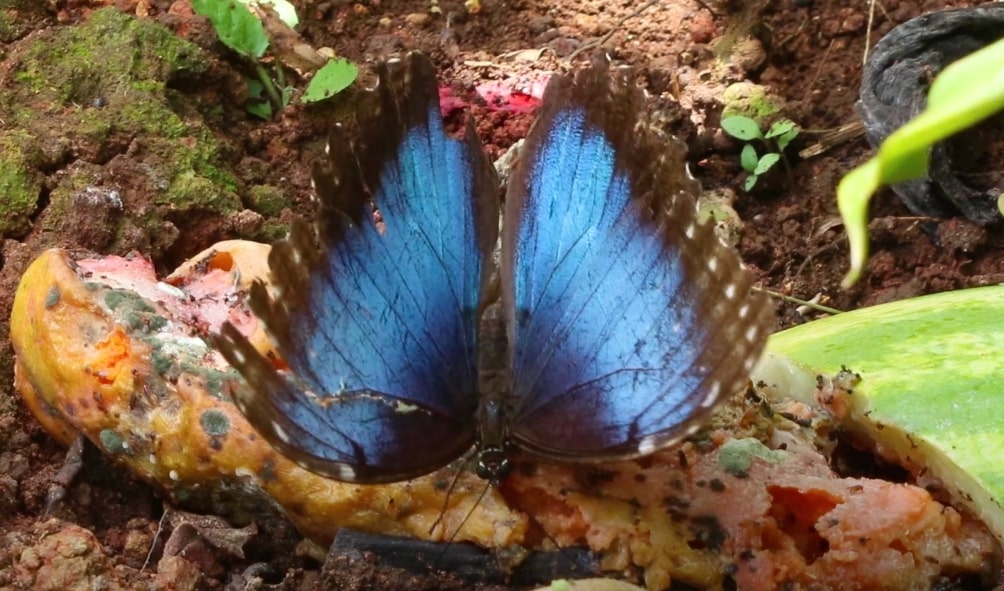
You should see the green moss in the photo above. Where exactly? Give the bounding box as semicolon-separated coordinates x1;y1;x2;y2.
4;8;247;247
40;161;117;244
119;94;189;139
0;133;43;238
0;10;17;43
162;171;242;215
720;82;785;123
0;159;38;238
14;7;207;102
246;185;290;217
0;2;49;44
243;220;289;244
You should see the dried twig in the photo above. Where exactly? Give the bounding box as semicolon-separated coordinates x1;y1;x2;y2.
756;287;844;316
798;119;866;158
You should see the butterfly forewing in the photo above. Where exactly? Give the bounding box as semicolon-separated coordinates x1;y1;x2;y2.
218;54;774;484
501;62;774;461
216;54;499;483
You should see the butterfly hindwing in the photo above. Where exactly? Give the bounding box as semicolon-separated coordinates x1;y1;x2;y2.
217;54;499;483
501;62;774;460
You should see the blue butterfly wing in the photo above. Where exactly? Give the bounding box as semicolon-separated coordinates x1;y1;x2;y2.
217;54;499;482
501;63;774;460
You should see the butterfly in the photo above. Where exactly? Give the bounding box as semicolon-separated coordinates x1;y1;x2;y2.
216;53;774;485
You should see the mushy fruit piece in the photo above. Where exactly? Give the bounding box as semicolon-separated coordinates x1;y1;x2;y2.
11;243;1002;590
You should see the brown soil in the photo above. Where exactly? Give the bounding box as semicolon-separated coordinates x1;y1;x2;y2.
1;0;1002;589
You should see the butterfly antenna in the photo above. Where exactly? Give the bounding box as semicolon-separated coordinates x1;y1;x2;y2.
455;480;493;544
513;482;600;578
524;499;580;567
428;463;466;537
429;478;494;573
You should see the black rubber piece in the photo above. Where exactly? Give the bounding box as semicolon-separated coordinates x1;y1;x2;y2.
858;5;1004;224
325;528;601;586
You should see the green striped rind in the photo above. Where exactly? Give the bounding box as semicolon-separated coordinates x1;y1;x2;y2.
751;286;1004;544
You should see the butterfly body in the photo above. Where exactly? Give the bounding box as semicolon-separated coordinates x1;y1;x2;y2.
217;53;773;485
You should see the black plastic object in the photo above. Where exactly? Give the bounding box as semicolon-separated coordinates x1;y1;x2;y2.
323;528;601;586
858;5;1004;224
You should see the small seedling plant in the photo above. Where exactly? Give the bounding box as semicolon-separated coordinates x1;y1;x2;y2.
191;0;358;119
721;116;800;191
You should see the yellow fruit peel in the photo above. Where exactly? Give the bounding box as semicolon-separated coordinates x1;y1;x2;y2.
10;246;526;548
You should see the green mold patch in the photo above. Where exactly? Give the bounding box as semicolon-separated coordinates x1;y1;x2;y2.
44;286;59;309
99;428;127;455
103;287;169;333
200;408;231;437
717;437;785;477
752;286;1004;545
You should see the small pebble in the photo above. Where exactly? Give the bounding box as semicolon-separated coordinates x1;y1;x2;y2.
527;14;553;36
404;12;431;26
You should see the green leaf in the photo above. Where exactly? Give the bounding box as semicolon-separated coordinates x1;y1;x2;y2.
740;143;759;173
744;174;758;191
721;115;763;141
837;37;1004;287
753;286;1004;545
765;118;797;139
301;59;359;103
753;152;781;175
245;78;272;119
775;128;799;152
246;100;272;119
766;119;799;152
247;77;265;98
192;0;269;59
836;159;880;287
